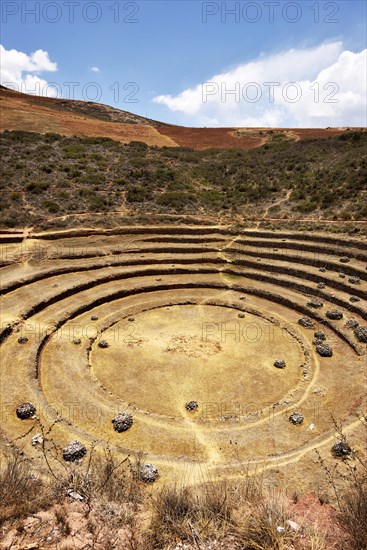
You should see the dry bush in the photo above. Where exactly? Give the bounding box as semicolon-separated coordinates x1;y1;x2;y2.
0;449;52;526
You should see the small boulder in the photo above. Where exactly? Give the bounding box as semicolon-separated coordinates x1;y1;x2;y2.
319;267;326;273
349;276;361;285
349;296;360;303
289;412;304;425
63;441;87;462
16;402;36;419
185;401;198;411
140;464;159;483
32;434;44;446
238;313;245;318
339;257;350;263
73;338;81;345
316;343;333;357
326;309;343;320
112;412;133;433
332;440;352;458
317;283;326;289
314;330;326;341
298;317;314;329
338;272;346;278
18;337;28;344
274;360;286;369
91;315;98;321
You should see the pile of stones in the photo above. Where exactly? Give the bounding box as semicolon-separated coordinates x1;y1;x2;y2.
274;360;286;369
185;401;199;411
307;298;323;309
63;441;87;462
332;440;352;458
112;412;133;432
98;340;109;349
289;412;304;425
16;402;36;419
311;330;333;357
140;464;159;483
326;309;343;320
298;317;314;329
355;326;367;343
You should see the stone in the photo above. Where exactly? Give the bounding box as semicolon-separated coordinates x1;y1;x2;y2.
314;330;326;341
313;338;325;346
349;276;361;285
63;441;87;462
140;464;159;483
32;434;44;446
18;336;28;344
16;402;36;419
67;489;84;501
286;519;300;531
238;313;245;318
73;338;81;345
289;412;304;425
349;296;360;303
112;412;133;433
185;401;199;411
326;309;343;320
355;326;367;343
339;257;350;263
316;343;333;357
128;317;135;322
274;359;286;369
317;283;326;289
338;272;346;278
298;317;314;329
98;339;109;348
307;298;323;309
91;315;98;321
319;267;326;273
332;440;352;458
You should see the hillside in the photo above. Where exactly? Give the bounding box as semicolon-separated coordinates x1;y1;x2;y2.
0;86;361;150
0;128;366;230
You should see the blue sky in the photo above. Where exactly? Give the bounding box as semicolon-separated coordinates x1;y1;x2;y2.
1;0;366;126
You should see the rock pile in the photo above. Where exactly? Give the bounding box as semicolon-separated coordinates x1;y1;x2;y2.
307;298;323;309
274;360;286;369
98;340;109;348
185;401;199;411
316;343;333;357
16;402;36;419
63;441;87;462
298;317;314;329
112;412;133;432
326;309;343;320
332;440;352;458
355;326;367;343
289;412;304;425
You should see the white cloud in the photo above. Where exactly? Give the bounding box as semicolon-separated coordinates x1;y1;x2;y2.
90;66;100;73
0;45;58;97
154;43;367;127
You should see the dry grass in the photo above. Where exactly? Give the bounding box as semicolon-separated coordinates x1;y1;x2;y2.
0;449;53;526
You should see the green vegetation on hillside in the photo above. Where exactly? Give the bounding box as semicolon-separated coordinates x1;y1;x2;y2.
0;130;366;227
